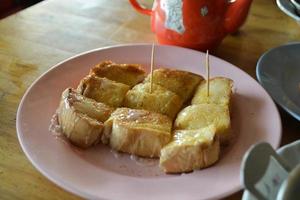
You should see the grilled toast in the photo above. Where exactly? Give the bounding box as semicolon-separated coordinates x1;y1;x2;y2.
160;125;220;173
62;88;114;122
144;68;203;103
57;88;109;148
103;108;172;158
175;104;231;144
123;82;183;119
192;77;233;106
90;61;146;87
77;75;130;107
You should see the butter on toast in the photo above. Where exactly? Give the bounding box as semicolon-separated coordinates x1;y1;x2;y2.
192;77;233;106
90;61;146;87
144;68;203;103
77;75;130;107
160;125;220;173
123;82;183;119
103;108;172;158
174;104;231;144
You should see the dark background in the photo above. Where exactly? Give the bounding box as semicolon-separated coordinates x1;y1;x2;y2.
0;0;42;19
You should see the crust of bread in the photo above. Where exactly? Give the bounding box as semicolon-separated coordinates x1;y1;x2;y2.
160;125;220;173
144;68;203;103
123;82;183;119
103;108;172;158
77;75;130;107
192;77;233;106
90;60;146;87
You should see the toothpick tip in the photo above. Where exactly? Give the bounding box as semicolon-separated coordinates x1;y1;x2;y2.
205;50;210;97
150;43;155;93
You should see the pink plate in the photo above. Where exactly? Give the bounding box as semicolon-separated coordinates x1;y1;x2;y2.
16;44;281;200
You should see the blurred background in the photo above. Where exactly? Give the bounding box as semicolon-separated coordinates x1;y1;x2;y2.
0;0;154;19
1;0;44;19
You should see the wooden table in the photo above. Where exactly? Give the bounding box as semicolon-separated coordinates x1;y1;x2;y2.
0;0;300;199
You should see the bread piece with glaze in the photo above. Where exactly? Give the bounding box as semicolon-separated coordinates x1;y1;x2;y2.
77;75;130;107
192;77;233;106
103;108;172;158
144;68;203;103
123;82;183;119
90;60;146;87
58;88;112;148
62;88;114;122
160;125;220;173
174;104;231;144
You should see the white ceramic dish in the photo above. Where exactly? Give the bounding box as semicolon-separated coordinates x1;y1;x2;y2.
242;140;300;200
16;44;282;200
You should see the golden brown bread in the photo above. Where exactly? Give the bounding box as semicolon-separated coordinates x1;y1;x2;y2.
160;125;220;173
62;88;114;122
55;61;234;173
77;75;130;107
144;68;203;103
103;108;172;158
90;60;146;87
174;104;231;144
192;77;233;106
123;82;183;119
57;88;106;148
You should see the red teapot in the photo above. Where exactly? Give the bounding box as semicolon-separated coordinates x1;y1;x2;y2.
129;0;253;51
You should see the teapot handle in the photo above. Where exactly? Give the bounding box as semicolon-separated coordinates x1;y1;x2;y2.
129;0;153;16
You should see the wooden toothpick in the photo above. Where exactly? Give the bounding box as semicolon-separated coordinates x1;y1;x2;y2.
206;50;210;97
150;43;155;93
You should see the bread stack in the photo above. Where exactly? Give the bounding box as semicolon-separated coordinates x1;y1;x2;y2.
58;61;145;148
56;60;233;173
160;78;233;173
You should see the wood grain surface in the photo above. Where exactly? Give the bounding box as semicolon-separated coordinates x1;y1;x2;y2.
0;0;300;199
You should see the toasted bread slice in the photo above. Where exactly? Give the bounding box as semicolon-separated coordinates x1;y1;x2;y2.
192;77;233;106
103;108;172;158
175;104;231;144
62;88;114;122
90;61;146;87
77;75;130;107
58;89;105;148
123;82;183;119
144;68;203;103
160;125;220;173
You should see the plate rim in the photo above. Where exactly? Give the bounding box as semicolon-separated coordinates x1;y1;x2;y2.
16;43;282;200
256;42;300;121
